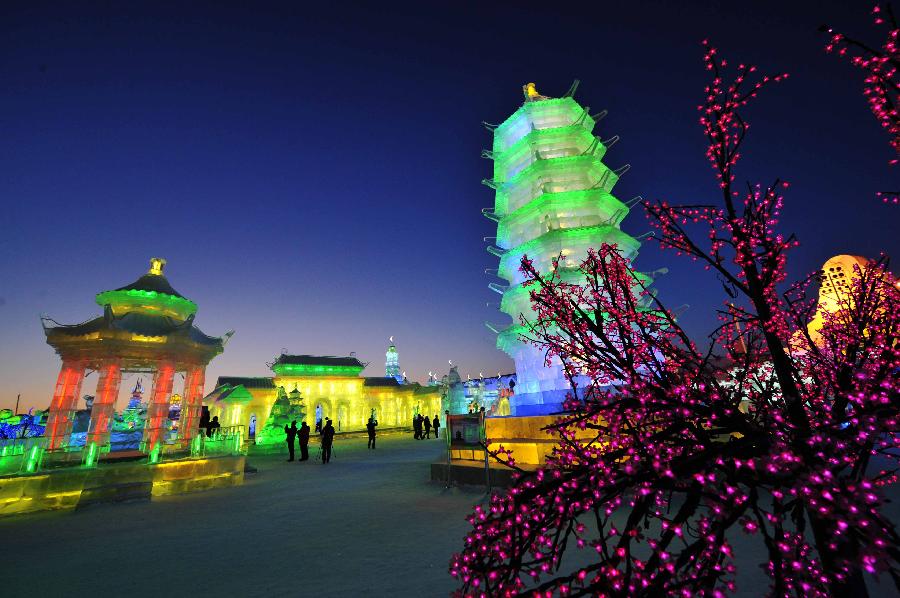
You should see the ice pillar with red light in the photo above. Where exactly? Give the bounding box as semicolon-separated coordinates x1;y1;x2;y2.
83;360;123;462
179;366;206;446
143;363;176;454
45;360;87;450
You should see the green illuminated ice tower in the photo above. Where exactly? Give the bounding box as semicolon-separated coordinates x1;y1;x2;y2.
483;82;642;415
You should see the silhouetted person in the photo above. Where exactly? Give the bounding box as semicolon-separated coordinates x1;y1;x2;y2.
321;419;335;463
366;416;378;449
413;415;422;439
423;414;432;438
199;406;210;434
433;415;440;439
298;421;310;461
208;416;221;438
284;420;298;461
315;418;322;434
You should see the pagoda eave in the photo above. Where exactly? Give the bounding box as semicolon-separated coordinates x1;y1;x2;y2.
44;329;224;369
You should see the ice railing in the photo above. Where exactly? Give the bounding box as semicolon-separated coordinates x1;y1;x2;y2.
0;425;246;475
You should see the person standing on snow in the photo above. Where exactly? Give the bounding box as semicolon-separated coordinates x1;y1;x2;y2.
423;414;432;438
366;416;378;449
321;419;335;463
284;420;298;461
298;421;310;461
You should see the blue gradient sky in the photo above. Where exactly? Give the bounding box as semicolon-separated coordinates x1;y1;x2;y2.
1;1;896;411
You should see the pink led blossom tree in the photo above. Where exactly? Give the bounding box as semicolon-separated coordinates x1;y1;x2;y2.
450;42;900;597
821;4;899;202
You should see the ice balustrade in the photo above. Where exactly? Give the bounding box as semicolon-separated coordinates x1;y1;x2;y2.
494;157;618;215
493;98;593;152
0;437;47;475
497;225;641;285
499;268;654;324
492;127;600;182
0;425;245;475
186;425;245;458
498;270;583;318
496;190;629;248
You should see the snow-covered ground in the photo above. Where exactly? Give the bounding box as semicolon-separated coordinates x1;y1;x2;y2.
1;435;897;596
1;435;481;596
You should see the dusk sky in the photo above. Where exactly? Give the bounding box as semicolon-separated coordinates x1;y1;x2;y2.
1;1;896;411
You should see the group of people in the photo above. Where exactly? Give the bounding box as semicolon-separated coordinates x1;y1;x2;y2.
198;407;221;438
282;413;440;463
412;414;440;440
284;418;335;463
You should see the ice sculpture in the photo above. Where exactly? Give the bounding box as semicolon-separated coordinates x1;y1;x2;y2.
484;83;643;415
385;337;402;383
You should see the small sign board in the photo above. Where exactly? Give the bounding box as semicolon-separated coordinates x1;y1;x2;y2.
448;414;482;447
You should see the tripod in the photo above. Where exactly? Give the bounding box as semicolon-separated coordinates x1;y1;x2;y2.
315;445;336;462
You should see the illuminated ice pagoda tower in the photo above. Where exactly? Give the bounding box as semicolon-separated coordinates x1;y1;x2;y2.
484;82;642;415
385;337;402;383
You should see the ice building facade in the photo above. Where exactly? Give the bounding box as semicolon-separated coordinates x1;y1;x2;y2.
483;83;643;415
207;353;442;443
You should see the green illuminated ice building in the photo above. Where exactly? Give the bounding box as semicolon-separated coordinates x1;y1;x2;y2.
483;82;643;415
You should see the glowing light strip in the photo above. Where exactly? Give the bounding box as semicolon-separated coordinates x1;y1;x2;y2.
95;289;197;319
272;363;365;377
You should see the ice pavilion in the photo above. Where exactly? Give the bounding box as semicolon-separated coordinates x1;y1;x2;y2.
207;349;442;442
41;258;231;460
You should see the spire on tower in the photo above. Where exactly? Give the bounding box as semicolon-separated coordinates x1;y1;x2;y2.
386;337;402;383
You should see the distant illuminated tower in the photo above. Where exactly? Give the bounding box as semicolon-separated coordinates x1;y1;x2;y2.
483;82;643;415
806;255;885;345
386;337;402;383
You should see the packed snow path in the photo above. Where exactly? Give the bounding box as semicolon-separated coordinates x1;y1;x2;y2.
4;435;898;596
0;435;482;596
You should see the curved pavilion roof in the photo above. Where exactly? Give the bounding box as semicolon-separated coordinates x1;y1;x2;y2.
95;258;197;321
43;258;230;369
114;271;187;298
